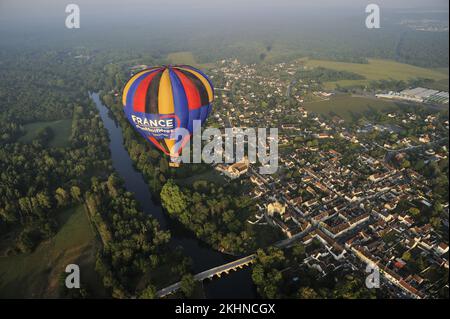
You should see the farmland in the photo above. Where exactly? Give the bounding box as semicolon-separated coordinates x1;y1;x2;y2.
167;51;215;70
303;95;399;121
304;59;449;90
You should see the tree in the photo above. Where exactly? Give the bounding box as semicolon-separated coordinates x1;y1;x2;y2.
55;188;69;207
400;159;411;169
430;217;441;229
298;287;320;299
70;186;82;202
139;285;156;299
251;248;286;298
180;274;195;297
107;174;120;197
0;204;17;222
408;207;420;218
292;243;306;261
402;251;412;262
252;264;265;285
36;192;52;209
160;180;187;216
159;157;169;174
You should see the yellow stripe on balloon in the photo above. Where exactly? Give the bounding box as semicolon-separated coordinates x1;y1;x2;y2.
158;69;175;114
178;67;213;102
164;139;176;156
158;69;176;155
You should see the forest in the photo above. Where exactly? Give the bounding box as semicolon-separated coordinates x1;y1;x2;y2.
160;179;282;255
0;49;189;298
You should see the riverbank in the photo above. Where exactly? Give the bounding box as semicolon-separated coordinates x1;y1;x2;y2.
91;92;258;298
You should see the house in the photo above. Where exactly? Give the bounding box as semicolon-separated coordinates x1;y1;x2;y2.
218;157;249;179
436;242;449;255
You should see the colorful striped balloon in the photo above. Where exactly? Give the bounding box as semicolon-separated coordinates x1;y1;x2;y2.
122;65;214;159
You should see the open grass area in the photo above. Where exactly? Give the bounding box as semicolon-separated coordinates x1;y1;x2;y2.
304;59;449;90
175;167;227;187
19;119;72;147
0;205;104;298
167;51;215;70
303;95;399;121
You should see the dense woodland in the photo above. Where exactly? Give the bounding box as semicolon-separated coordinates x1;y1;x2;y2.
0;51;110;252
160;179;282;255
85;176;189;298
0;49;189;298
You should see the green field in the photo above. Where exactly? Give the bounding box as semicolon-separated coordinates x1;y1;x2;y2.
19;119;72;147
304;59;449;90
303;95;399;121
167;51;215;70
176;167;227;187
0;205;104;298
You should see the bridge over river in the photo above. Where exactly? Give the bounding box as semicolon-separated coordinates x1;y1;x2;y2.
156;226;310;298
156;255;257;298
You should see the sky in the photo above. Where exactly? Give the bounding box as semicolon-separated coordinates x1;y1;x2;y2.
0;0;448;27
0;0;448;47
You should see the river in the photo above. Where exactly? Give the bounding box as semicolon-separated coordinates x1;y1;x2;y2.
90;92;257;298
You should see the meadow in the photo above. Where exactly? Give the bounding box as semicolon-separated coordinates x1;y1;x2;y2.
176;167;227;187
167;51;215;70
0;205;104;298
304;59;449;90
303;95;399;121
19;119;72;148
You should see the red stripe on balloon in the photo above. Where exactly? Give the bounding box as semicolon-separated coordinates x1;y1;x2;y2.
172;69;202;110
148;136;170;155
133;71;160;113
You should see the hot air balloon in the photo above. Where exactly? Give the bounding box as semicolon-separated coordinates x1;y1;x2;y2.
122;65;214;167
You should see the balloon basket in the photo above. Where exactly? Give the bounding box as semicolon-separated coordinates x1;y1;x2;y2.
169;156;181;168
169;162;180;168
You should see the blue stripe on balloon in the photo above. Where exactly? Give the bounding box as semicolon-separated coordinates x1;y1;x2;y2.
187;105;209;132
169;69;189;141
199;103;209;123
187;107;201;133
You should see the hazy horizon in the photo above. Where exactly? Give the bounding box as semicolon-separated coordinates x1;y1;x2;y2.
1;0;448;30
0;0;448;62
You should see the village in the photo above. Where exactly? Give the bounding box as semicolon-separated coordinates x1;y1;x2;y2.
209;59;449;299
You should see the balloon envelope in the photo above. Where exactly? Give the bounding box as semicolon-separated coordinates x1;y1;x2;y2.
122;65;214;156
